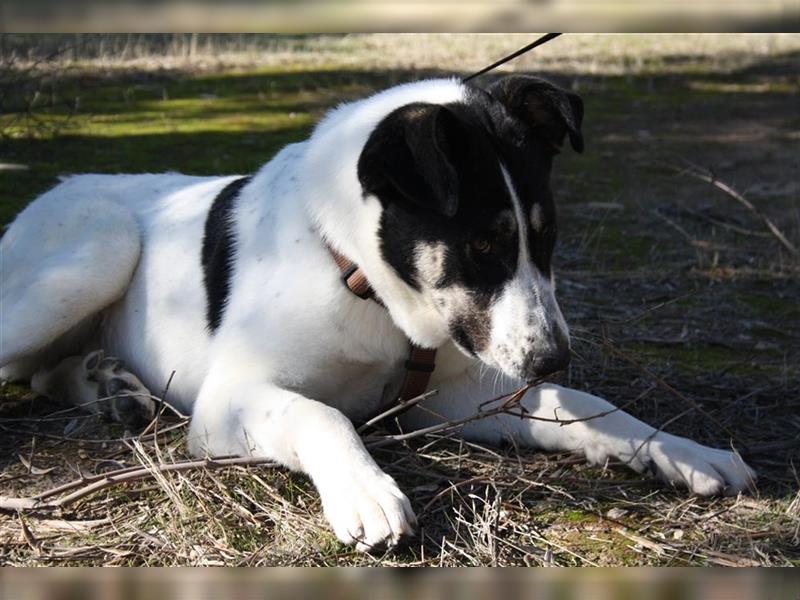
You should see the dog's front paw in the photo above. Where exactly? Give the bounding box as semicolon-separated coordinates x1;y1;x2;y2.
623;433;756;496
317;467;416;552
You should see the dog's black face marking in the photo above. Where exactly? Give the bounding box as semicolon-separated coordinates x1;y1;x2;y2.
202;176;252;332
358;75;581;370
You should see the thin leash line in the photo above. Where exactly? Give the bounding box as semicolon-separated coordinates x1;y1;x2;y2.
462;33;562;82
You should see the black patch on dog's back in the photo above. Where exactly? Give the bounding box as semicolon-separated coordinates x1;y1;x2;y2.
202;176;251;332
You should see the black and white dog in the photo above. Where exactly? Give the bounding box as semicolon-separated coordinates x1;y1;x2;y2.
0;76;754;551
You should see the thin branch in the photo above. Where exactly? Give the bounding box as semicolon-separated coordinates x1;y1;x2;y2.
0;363;697;515
364;385;531;448
0;391;187;424
676;203;772;238
0;420;188;446
0;456;276;512
627;406;696;468
677;161;798;257
508;384;655;426
587;336;746;448
356;389;439;434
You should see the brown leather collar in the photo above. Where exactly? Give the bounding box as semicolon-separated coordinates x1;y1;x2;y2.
326;244;436;401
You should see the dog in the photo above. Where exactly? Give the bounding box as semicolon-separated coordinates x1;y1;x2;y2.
0;75;755;551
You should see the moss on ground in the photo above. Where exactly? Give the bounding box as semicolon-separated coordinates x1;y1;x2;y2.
737;293;800;317
627;342;771;373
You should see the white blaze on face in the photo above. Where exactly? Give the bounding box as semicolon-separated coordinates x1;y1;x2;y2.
414;241;476;329
482;165;569;378
530;203;543;232
414;241;447;288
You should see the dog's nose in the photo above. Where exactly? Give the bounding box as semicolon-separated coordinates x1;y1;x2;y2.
524;330;571;380
525;350;571;380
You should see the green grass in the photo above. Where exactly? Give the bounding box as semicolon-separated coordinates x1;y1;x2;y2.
1;70;346;223
737;292;800;317
0;67;416;224
627;342;771;374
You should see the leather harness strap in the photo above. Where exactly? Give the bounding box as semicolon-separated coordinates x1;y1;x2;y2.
400;345;437;401
326;245;437;401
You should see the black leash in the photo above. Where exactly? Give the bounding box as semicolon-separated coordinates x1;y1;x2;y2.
462;33;562;83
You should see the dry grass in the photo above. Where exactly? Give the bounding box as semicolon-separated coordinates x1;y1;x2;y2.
0;34;798;566
3;33;800;78
1;368;797;566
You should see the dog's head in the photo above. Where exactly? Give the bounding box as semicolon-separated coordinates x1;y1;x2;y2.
357;75;582;382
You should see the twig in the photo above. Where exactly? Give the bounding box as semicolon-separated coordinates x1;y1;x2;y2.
364;386;532;448
606;292;696;325
627;406;696;468
356;389;439;434
139;369;178;464
592;336;745;447
0;419;188;445
366;377;653;448
0;456;276;512
676;203;772;238
364;405;508;448
363;380;624;448
677;161;798;257
0;391;187;424
508;384;655;426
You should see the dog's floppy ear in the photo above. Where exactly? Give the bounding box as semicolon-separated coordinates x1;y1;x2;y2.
358;103;462;218
488;75;584;153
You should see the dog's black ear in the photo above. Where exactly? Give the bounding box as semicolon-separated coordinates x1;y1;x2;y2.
488;75;584;153
358;103;462;218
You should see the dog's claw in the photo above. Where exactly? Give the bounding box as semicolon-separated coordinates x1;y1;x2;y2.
319;469;416;552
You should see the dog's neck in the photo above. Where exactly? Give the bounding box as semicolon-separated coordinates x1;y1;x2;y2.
299;79;467;349
310;188;449;349
300;147;447;349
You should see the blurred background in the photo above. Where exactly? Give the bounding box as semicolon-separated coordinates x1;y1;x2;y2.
0;1;797;32
1;567;800;597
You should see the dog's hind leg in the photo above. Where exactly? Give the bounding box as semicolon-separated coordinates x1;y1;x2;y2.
31;350;155;429
0;193;141;367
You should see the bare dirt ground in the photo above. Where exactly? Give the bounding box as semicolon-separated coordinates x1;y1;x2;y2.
0;34;798;566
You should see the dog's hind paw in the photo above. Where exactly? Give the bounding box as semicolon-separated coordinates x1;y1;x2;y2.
317;467;417;552
621;433;757;496
83;350;156;429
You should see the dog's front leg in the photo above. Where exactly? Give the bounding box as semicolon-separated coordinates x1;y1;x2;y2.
404;371;756;496
188;382;416;551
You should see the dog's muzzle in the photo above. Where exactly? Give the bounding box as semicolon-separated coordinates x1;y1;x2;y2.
522;329;571;381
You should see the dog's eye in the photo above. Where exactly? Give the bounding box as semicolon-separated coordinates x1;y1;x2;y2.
471;239;492;254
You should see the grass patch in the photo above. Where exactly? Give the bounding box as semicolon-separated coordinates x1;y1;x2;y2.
626;342;772;375
0;68;402;224
737;292;800;317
